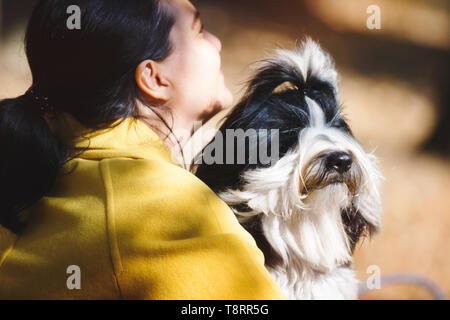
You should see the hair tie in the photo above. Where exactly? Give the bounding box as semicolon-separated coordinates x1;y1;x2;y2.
25;86;55;114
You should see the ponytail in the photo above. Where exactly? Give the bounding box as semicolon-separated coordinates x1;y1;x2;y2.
0;94;70;233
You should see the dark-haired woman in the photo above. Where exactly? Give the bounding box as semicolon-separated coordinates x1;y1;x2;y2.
0;0;285;299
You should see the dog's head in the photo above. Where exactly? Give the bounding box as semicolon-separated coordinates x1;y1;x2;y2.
195;39;382;272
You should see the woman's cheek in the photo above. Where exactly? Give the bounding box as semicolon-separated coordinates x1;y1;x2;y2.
176;43;223;117
192;51;221;98
186;72;218;118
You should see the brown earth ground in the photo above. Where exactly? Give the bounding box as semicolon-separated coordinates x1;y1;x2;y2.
1;0;449;299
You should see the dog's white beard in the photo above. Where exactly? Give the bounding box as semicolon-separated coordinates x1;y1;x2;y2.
262;183;358;299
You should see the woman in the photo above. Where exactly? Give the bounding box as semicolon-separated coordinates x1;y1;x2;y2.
0;0;285;299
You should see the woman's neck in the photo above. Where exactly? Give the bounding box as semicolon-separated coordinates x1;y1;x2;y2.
136;101;194;167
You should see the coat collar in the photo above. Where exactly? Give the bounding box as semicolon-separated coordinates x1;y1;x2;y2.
47;113;180;166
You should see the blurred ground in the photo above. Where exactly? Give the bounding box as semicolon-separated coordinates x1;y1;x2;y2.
1;0;449;299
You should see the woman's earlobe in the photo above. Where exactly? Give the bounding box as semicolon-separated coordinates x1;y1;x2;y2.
135;60;170;102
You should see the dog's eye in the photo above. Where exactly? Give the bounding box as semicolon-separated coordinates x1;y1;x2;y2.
331;118;352;135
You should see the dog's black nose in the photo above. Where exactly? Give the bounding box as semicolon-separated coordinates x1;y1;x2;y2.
325;151;353;174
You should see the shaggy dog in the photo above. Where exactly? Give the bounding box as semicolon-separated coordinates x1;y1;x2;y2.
194;39;382;299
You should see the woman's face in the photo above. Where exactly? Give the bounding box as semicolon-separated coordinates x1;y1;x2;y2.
159;0;233;123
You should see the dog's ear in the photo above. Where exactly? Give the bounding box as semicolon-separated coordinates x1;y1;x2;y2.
242;38;340;108
242;56;305;108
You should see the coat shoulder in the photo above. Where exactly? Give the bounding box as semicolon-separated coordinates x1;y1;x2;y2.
98;157;285;299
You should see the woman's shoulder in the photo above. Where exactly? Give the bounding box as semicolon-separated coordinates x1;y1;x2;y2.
101;157;249;240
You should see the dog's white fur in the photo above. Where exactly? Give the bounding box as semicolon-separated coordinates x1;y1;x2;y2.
219;39;383;299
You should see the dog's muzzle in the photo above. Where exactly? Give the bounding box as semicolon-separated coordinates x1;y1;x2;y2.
300;150;362;196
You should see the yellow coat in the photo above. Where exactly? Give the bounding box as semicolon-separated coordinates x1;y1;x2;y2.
0;113;285;300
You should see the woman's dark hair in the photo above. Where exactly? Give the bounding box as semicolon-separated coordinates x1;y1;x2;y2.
0;0;175;233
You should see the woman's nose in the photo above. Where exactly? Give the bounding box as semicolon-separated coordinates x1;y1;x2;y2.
205;31;222;52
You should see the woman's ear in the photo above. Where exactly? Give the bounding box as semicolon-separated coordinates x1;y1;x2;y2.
135;60;171;102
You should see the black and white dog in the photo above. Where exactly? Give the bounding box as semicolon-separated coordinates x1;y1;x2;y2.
195;39;382;299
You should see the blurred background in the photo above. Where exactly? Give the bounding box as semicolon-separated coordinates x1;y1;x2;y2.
1;0;449;299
